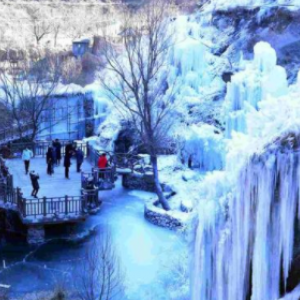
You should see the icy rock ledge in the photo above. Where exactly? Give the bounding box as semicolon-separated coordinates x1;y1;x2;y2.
144;197;191;230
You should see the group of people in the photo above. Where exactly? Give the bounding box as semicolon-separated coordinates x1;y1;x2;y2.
21;140;85;198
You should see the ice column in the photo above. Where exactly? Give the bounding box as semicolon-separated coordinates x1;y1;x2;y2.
192;145;300;300
225;42;288;138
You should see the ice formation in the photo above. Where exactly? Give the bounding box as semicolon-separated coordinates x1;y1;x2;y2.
225;42;288;138
193;42;300;300
179;124;225;171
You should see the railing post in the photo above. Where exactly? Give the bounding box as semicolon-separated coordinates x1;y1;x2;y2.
16;188;21;208
81;194;86;213
23;199;26;218
43;196;47;217
65;195;68;215
17;189;26;218
2;182;6;204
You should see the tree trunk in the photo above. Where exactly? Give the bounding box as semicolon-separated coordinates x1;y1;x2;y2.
150;155;170;211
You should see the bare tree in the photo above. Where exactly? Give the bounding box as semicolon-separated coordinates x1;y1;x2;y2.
52;23;61;48
0;50;62;141
76;231;124;300
27;7;52;46
100;0;176;210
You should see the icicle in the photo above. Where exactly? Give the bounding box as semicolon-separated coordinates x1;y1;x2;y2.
193;149;300;300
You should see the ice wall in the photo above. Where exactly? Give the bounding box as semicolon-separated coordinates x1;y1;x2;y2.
193;146;300;300
225;42;288;138
193;42;300;300
167;16;225;108
180;124;225;171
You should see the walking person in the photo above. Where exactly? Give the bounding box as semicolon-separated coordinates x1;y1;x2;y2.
29;170;40;198
75;148;84;173
22;147;33;175
64;148;72;179
53;139;62;166
46;147;55;175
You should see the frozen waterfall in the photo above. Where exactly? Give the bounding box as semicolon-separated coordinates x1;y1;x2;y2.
193;141;300;300
225;42;288;138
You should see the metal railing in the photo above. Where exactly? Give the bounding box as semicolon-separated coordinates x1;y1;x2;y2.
81;167;116;191
86;143;153;174
1;140;87;158
16;191;86;219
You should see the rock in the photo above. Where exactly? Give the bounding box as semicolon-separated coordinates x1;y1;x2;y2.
144;201;184;230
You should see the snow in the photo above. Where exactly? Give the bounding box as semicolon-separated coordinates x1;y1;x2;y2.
204;0;300;12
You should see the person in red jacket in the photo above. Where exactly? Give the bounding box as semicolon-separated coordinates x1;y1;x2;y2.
98;153;108;169
97;153;108;179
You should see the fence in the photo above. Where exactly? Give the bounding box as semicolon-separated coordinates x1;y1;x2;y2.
1;140;87;158
16;193;86;219
0;123;34;145
86;143;153;174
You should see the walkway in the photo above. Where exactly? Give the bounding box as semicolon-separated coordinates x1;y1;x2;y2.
6;158;93;199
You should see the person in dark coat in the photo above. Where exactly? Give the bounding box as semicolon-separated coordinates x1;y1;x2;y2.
75;148;84;173
46;147;55;175
53;139;62;166
64;145;72;179
30;170;40;198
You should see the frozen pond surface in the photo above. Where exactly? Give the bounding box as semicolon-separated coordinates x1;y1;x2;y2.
0;158;187;299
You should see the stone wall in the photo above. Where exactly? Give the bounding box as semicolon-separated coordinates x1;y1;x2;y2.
122;172;157;192
0;208;27;243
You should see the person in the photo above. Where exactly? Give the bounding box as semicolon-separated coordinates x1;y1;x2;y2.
22;147;33;175
98;153;108;169
46;147;55;175
97;153;108;179
64;147;72;179
53;139;62;166
29;170;39;198
75;148;84;173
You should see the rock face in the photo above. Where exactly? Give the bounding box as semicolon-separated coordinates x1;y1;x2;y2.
209;6;300;82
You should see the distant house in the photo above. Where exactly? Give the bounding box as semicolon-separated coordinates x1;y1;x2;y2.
72;39;90;58
37;88;109;141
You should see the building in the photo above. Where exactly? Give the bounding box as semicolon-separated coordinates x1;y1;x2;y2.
37;88;108;141
72;39;90;58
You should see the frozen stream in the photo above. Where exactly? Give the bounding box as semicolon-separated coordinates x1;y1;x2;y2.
0;159;187;299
